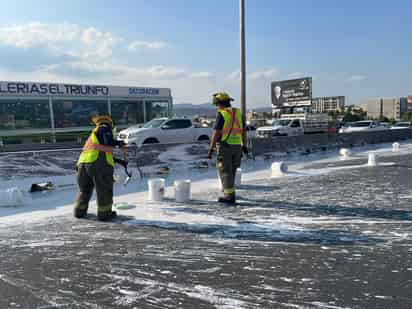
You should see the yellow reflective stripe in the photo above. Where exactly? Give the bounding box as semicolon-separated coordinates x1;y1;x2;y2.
97;204;112;212
75;204;88;210
105;153;115;167
85;133;114;153
83;144;113;153
229;108;242;130
221;128;243;134
224;188;235;194
219;107;243;145
220;108;243;132
77;132;115;167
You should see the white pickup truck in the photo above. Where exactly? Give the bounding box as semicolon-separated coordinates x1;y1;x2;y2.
256;113;329;138
117;118;213;146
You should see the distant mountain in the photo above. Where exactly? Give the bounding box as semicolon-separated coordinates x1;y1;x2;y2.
173;103;215;117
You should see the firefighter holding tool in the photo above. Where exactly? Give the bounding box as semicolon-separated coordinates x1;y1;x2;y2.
74;114;126;221
208;92;248;204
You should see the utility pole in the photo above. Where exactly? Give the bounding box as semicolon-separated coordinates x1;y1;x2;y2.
240;0;246;121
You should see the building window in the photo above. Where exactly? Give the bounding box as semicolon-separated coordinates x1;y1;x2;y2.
145;101;169;120
0;99;51;129
53;99;108;128
111;100;144;126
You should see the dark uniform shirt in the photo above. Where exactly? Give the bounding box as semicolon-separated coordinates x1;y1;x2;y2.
214;113;225;131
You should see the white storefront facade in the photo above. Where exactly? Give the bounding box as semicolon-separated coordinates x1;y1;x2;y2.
0;81;172;142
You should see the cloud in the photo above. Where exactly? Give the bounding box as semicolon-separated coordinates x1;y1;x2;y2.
189;71;214;79
345;75;367;83
227;70;240;80
0;22;122;60
128;40;170;51
249;68;279;80
227;68;280;81
0;22;174;59
288;72;307;79
42;61;188;80
0;22;276;107
41;62;217;83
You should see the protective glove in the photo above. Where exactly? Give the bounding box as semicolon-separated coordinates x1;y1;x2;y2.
242;146;249;156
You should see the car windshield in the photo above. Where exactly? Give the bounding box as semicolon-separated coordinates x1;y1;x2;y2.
143;119;166;128
349;122;372;127
273;120;291;127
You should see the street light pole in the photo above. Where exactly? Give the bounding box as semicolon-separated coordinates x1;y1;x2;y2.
240;0;246;121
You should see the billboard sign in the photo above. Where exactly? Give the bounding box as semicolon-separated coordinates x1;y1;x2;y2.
271;77;312;108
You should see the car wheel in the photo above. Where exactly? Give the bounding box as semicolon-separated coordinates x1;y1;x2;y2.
143;138;159;144
197;135;210;142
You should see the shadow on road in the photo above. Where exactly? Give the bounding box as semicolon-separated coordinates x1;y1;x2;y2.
121;218;382;246
237;184;281;192
237;197;412;221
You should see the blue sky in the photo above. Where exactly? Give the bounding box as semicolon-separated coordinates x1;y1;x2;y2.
0;0;410;107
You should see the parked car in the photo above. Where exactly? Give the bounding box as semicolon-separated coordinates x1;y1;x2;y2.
256;113;329;138
118;118;213;146
338;120;389;133
390;122;411;130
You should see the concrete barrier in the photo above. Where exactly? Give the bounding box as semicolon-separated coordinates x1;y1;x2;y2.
2;130;412;171
251;129;412;156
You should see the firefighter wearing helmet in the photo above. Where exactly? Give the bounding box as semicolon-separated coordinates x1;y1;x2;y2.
74;114;125;221
208;92;248;204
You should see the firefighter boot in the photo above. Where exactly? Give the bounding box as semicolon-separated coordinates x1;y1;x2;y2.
218;194;236;205
97;210;117;222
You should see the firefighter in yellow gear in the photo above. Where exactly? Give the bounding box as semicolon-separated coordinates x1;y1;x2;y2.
208;92;248;204
74;114;125;221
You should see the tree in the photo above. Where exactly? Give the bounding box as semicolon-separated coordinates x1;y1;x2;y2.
343;113;363;122
342;106;367;122
401;112;412;122
328;111;339;121
378;116;390;123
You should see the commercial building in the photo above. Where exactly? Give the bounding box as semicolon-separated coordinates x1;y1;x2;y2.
360;97;401;121
0;81;172;143
311;96;345;113
408;95;412;112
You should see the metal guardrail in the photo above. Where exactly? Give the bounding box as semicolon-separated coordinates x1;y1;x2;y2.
0;140;207;154
0;142;83;154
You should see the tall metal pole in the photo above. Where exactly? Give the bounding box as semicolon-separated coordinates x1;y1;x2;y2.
240;0;246;121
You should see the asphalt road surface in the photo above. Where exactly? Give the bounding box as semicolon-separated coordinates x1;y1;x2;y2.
1;153;412;308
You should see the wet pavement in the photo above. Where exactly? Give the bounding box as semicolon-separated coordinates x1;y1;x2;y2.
0;144;209;181
1;152;412;308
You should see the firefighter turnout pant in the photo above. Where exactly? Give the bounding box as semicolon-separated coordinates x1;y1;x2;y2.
216;143;242;196
74;152;114;220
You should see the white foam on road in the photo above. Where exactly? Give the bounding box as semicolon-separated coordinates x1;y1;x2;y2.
0;141;410;236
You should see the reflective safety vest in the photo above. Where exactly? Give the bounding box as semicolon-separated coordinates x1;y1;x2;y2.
77;129;115;167
218;107;243;145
